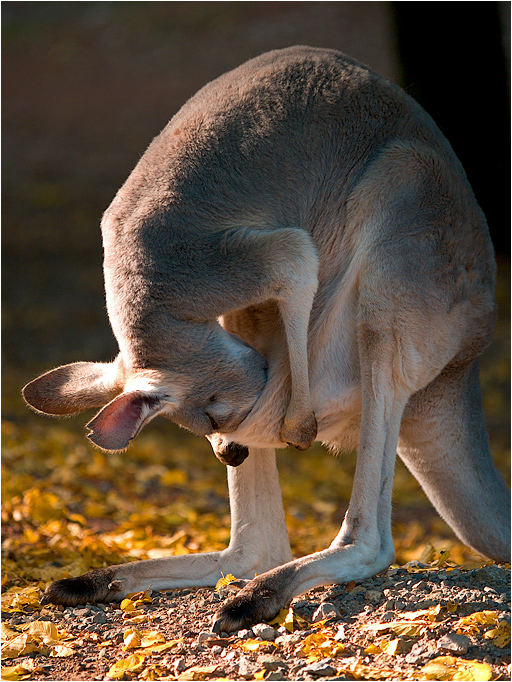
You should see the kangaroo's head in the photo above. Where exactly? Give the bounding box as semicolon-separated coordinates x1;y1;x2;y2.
22;322;267;452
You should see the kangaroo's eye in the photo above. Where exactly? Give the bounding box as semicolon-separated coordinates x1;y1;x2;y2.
208;395;216;403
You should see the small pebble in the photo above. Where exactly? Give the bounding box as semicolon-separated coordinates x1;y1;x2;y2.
197;631;215;643
334;624;346;641
211;645;222;655
364;590;382;604
173;658;186;673
74;608;91;617
238;657;259;678
257;654;287;671
237;628;254;639
252;622;277;641
311;602;340;622
302;659;336;677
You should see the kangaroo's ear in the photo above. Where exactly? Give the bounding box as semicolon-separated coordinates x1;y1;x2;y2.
86;391;163;452
22;361;121;416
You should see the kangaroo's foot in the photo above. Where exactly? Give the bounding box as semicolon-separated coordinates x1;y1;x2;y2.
212;570;290;633
40;567;123;606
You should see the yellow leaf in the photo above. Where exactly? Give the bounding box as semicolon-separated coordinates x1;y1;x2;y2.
483;620;511;648
123;629;142;650
0;664;33;680
254;671;266;681
1;585;42;613
298;631;344;662
364;644;382;654
178;665;219;680
234;638;275;652
421;656;493;681
380;638;399;656
128;589;153;607
139;664;169;681
120;598;136;612
362;620;426;637
140;630;166;648
215;573;237;592
122;613;147;624
269;606;295;633
1;623;20;641
455;611;499;635
336;661;401;680
1;634;42;659
107;654;146;680
142;639;182;654
20;620;60;644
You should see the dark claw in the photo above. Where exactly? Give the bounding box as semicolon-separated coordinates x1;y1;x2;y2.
40;567;118;606
214;442;249;467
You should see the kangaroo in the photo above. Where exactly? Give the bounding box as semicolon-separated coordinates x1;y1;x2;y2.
23;46;510;632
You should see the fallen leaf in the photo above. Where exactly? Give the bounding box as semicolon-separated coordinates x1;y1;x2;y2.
336;660;403;680
120;598;136;612
380;638;399;655
178;664;219;680
298;630;345;661
215;573;237;591
1;585;42;613
254;672;266;681
107;654;146;680
269;606;295;633
1;623;21;641
1;633;47;659
139;664;170;680
123;629;142;650
362;620;426;637
19;620;60;644
483;620;511;648
140;630;166;647
142;639;182;654
0;664;33;680
122;613;147;624
234;638;275;652
421;656;493;681
455;611;500;635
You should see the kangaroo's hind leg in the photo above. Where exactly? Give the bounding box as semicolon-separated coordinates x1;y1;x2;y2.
399;360;510;562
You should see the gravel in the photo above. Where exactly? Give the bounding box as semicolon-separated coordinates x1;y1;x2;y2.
3;564;510;680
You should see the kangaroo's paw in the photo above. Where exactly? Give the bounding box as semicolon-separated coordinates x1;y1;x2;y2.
214;441;249;467
211;574;287;633
280;411;317;450
40;567;123;606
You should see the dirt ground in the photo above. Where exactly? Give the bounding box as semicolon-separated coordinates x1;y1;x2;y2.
2;564;510;680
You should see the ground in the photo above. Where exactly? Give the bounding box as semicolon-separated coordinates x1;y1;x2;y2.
2;563;510;680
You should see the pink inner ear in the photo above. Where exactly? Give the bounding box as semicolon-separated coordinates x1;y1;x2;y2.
86;391;161;451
